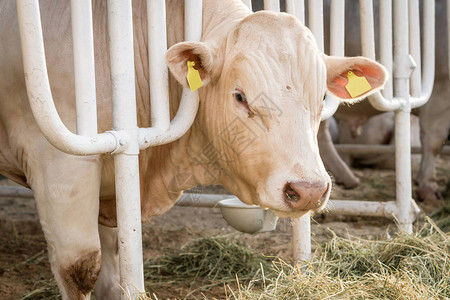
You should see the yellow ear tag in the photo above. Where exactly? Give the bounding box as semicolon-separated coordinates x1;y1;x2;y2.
345;71;372;98
186;60;203;91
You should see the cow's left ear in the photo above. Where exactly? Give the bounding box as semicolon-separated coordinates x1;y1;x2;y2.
166;41;218;89
324;55;388;103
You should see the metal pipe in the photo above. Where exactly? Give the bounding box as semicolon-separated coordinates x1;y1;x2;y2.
379;0;393;100
448;0;450;78
0;186;34;198
16;0;118;155
330;0;345;57
242;0;252;10
147;0;170;130
325;199;420;219
287;0;305;23
308;0;324;52
409;0;422;98
139;0;202;150
71;0;97;137
335;144;450;156
359;0;376;60
292;214;311;261
410;0;435;109
321;0;345;120
138;88;200;148
326;200;397;218
264;0;280;12
361;0;402;112
393;0;413;234
107;0;144;297
185;0;203;42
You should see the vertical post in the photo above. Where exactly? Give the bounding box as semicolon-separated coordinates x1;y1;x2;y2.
393;0;413;234
308;0;324;51
448;0;450;78
292;0;324;262
286;0;305;23
107;0;145;298
330;0;345;56
264;0;280;12
292;215;311;261
409;0;422;97
147;0;170;130
379;0;393;99
71;0;97;137
359;0;376;60
242;0;252;10
185;0;203;42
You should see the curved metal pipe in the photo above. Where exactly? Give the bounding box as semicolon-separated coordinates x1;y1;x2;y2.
16;0;118;155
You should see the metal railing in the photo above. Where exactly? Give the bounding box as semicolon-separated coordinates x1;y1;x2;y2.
16;0;202;297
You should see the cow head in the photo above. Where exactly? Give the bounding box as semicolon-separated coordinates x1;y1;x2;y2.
166;11;387;218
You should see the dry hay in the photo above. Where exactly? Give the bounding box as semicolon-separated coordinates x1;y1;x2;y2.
143;235;274;296
17;218;449;299
230;218;449;300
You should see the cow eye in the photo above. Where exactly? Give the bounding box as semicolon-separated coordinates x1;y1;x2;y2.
234;92;247;103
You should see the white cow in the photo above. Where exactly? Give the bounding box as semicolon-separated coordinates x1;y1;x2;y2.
0;0;387;298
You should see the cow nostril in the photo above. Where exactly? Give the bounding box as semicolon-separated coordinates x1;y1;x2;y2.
316;182;330;207
284;183;301;202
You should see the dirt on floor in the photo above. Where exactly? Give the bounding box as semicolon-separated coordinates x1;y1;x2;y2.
0;157;449;299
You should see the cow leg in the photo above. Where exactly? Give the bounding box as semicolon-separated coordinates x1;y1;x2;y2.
28;151;102;299
318;120;360;189
94;225;121;300
415;96;450;201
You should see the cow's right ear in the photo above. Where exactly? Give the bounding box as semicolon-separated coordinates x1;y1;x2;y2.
166;42;217;88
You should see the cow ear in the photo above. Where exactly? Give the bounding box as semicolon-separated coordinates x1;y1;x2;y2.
324;55;388;103
166;41;216;89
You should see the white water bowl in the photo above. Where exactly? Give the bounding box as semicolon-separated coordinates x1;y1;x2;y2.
218;198;278;234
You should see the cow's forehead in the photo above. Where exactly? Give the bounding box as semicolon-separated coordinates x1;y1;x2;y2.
225;12;326;102
229;11;319;55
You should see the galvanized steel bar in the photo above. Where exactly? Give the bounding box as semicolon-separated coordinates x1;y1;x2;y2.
292;214;311;261
147;0;170;130
448;0;450;78
286;0;305;23
138;0;202;149
242;0;252;10
379;0;393;100
393;0;413;234
359;0;376;59
185;0;203;41
16;0;118;155
264;0;280;12
335;144;450;156
410;0;435;108
409;0;422;98
321;0;344;120
308;0;324;51
107;0;144;297
71;0;98;137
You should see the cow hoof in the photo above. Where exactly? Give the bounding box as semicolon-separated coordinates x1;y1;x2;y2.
336;177;360;189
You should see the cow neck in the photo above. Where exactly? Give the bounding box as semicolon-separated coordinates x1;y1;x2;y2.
139;0;251;219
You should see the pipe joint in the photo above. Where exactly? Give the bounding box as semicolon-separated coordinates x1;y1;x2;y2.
106;130;139;155
388;199;421;224
394;54;417;79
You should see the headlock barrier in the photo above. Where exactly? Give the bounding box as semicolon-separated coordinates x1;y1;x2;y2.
2;0;437;297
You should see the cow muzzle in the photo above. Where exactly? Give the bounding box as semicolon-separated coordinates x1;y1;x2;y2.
284;180;330;210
